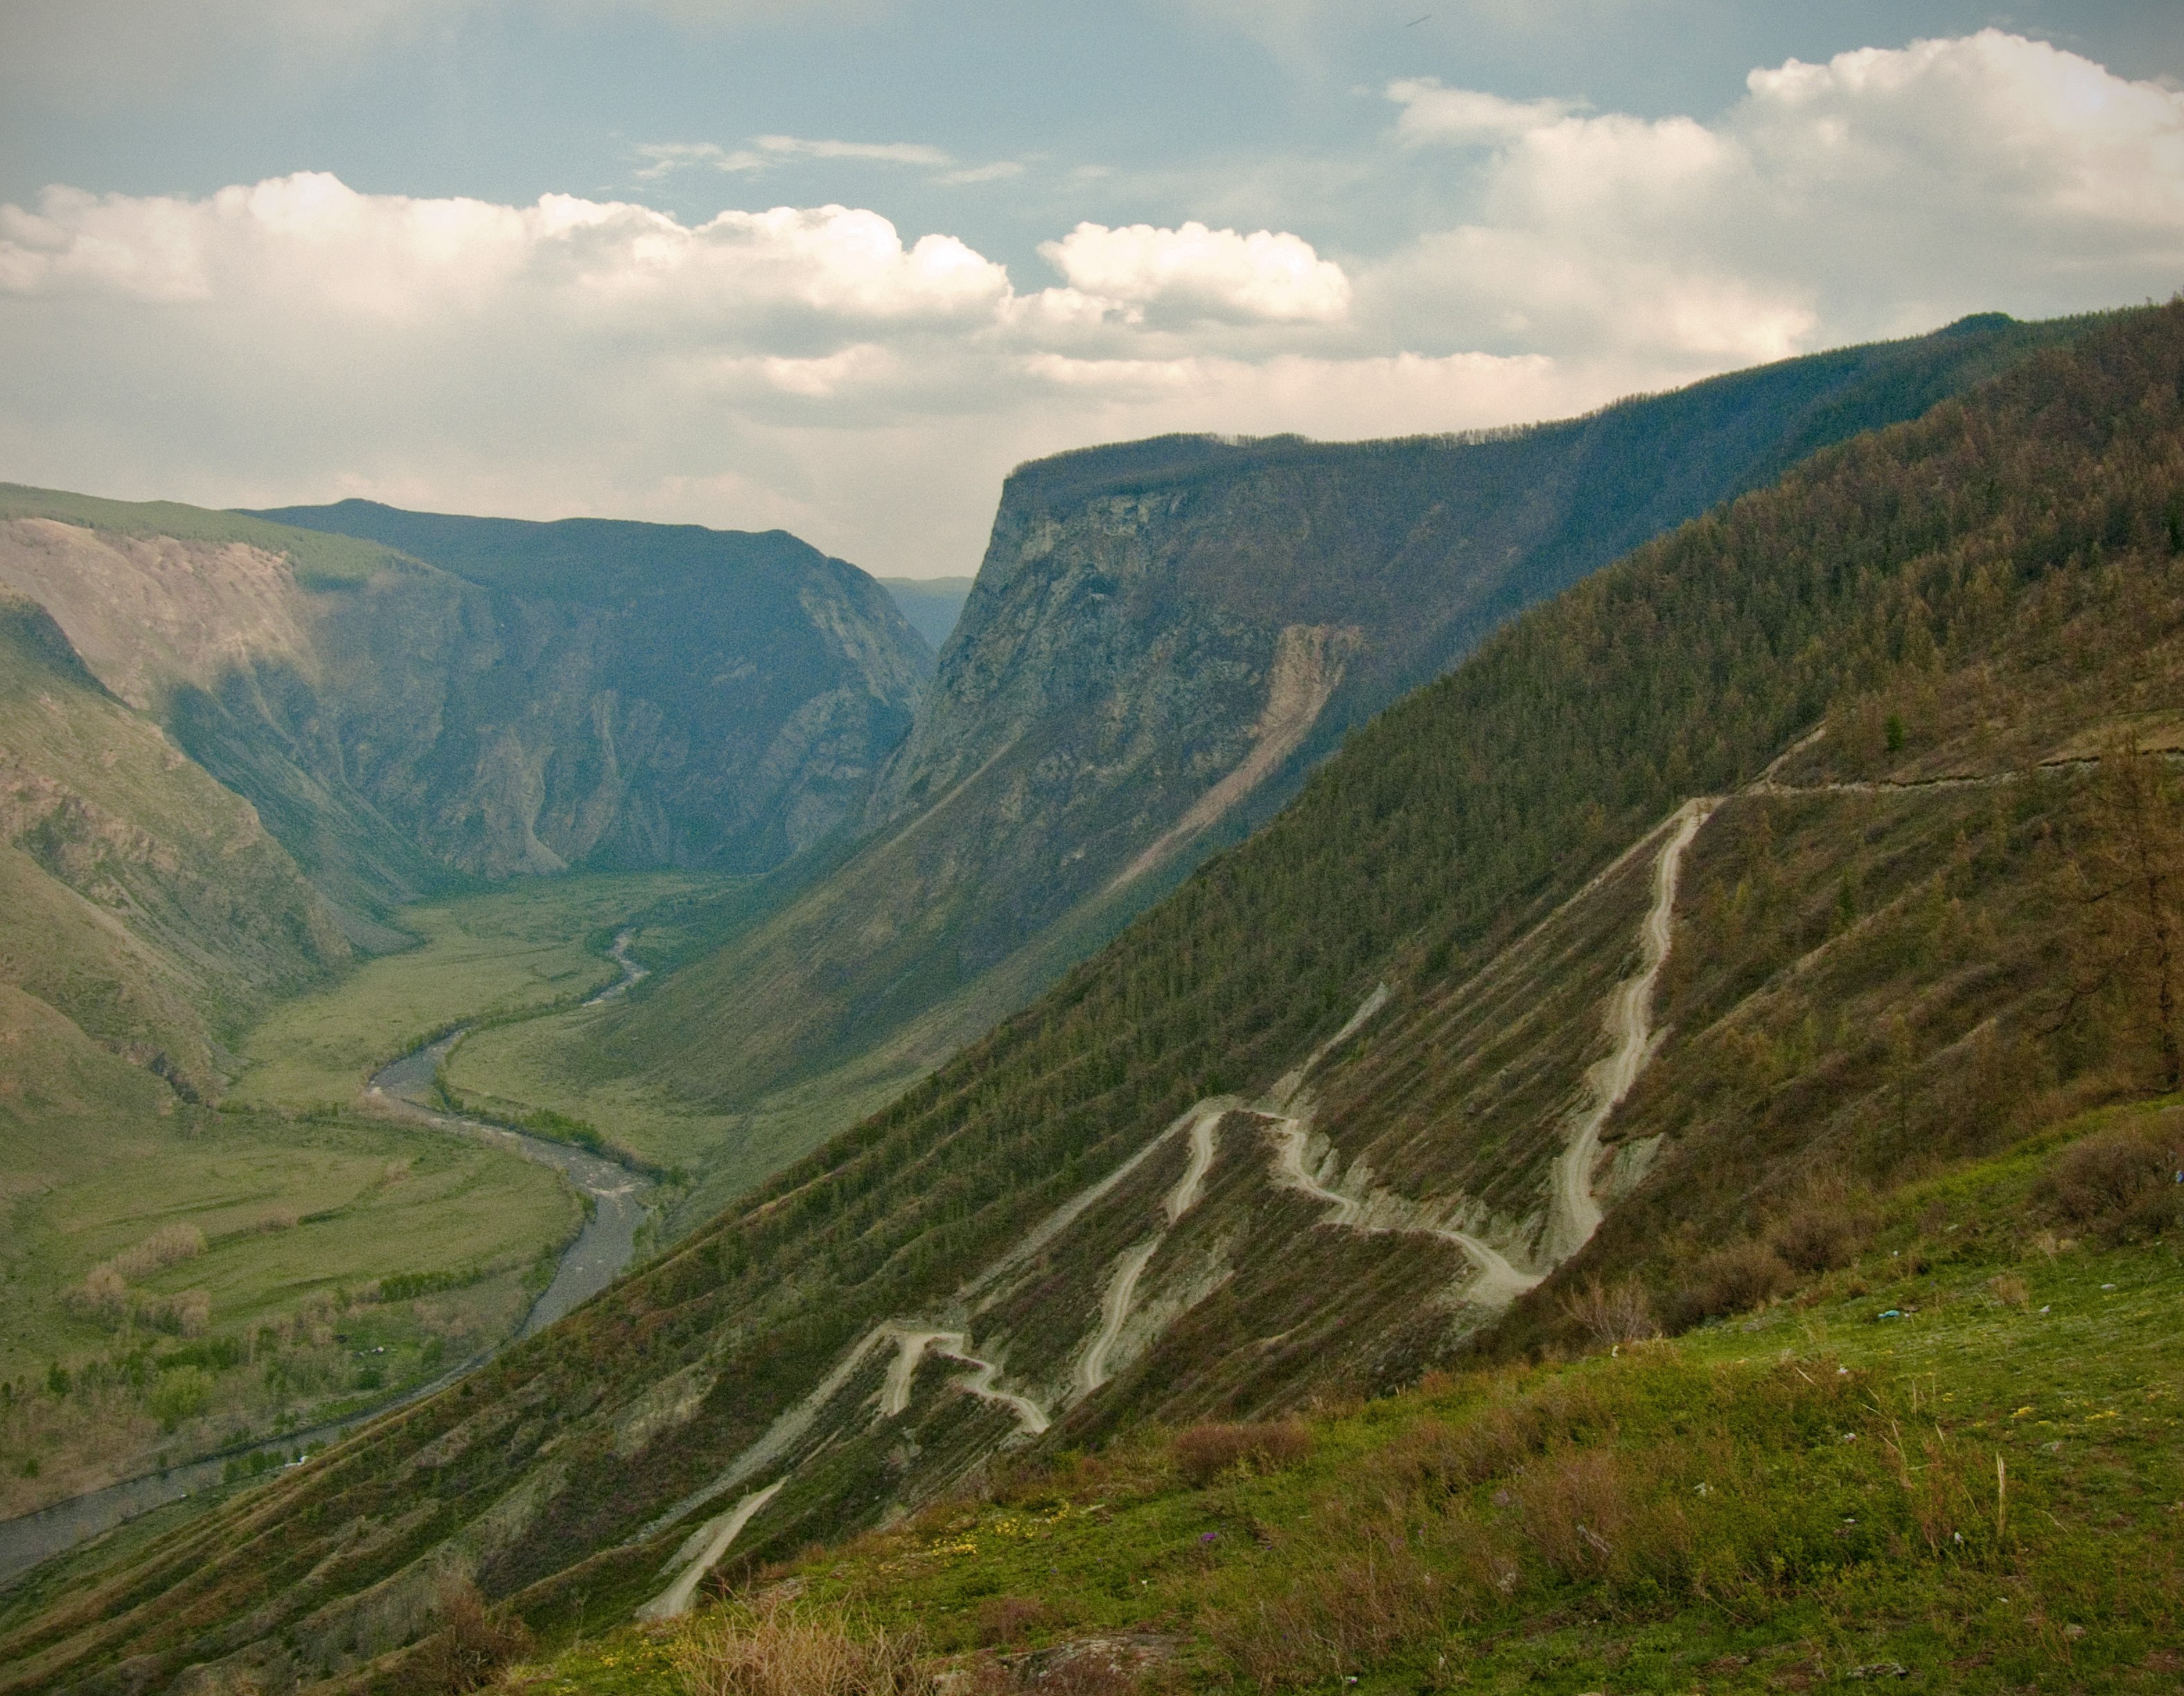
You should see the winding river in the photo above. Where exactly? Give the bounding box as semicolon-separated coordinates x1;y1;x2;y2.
0;939;656;1588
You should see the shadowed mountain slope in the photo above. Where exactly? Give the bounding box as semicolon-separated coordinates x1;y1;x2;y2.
0;493;931;927
876;576;975;649
12;303;2179;1694
570;312;2089;1178
0;592;349;1102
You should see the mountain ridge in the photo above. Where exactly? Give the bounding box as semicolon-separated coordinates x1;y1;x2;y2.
10;301;2176;1693
0;490;932;920
562;311;2097;1176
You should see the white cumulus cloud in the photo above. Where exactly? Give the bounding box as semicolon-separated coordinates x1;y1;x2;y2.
1371;30;2184;360
1387;82;1580;146
1;32;2177;580
1039;221;1353;324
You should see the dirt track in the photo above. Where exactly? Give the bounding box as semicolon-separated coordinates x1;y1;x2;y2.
1545;796;1718;1262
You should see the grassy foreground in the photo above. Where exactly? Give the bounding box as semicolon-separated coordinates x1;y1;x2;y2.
505;1097;2184;1695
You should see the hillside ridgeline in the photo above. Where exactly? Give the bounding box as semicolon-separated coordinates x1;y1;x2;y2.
10;303;2180;1693
558;312;2090;1219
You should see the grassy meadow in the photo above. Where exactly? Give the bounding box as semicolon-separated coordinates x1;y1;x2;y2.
443;1005;910;1208
0;1091;577;1517
514;1096;2184;1695
231;872;723;1111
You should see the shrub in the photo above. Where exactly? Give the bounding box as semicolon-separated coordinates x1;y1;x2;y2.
1675;1241;1795;1325
1769;1208;1859;1273
139;1289;213;1338
1558;1275;1657;1347
670;1599;933;1696
66;1264;130;1328
410;1579;536;1695
2046;1124;2183;1244
147;1366;214;1432
1172;1420;1312;1487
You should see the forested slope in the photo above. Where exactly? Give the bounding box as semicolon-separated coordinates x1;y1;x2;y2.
11;301;2179;1694
583;312;2089;1171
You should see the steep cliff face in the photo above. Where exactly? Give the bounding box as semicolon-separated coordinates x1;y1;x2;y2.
0;492;932;918
599;311;2088;1127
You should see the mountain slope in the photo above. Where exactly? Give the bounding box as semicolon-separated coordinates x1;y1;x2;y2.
12;303;2179;1693
0;493;931;921
877;576;974;649
578;313;2091;1178
0;591;350;1099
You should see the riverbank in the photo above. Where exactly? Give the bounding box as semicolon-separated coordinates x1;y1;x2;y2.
0;938;662;1590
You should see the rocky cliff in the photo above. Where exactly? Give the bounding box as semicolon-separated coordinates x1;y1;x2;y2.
0;492;933;924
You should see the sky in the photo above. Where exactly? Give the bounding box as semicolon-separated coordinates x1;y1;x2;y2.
1;2;2181;577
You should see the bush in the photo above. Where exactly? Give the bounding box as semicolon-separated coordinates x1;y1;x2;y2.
1768;1204;1865;1273
1558;1275;1657;1347
1675;1241;1794;1325
1172;1420;1312;1487
2046;1124;2183;1244
147;1366;214;1432
669;1599;931;1696
410;1579;535;1695
66;1265;130;1328
139;1289;213;1338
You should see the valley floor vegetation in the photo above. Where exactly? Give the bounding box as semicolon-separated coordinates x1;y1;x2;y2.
0;873;727;1519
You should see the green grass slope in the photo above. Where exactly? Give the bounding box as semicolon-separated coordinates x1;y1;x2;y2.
542;1098;2184;1693
6;303;2181;1693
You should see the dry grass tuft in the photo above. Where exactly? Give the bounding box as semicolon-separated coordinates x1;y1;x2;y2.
1558;1275;1657;1347
670;1597;934;1696
1205;1532;1447;1691
973;1596;1050;1648
1510;1448;1632;1582
1172;1420;1312;1487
